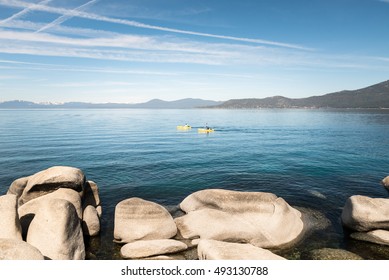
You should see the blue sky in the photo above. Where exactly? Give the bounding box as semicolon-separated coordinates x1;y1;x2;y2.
0;0;389;103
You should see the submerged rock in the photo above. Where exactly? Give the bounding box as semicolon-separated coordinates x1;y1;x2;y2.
341;195;389;232
120;239;188;259
307;190;327;199
18;166;85;206
351;230;389;246
114;197;177;244
296;207;332;233
303;248;363;260
0;238;44;260
198;239;286;260
175;189;304;249
0;194;22;240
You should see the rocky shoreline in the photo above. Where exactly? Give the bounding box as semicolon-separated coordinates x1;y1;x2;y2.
0;166;388;260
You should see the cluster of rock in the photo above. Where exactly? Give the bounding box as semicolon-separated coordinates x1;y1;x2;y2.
114;189;306;260
2;165;388;260
0;166;101;260
114;197;189;259
340;176;389;246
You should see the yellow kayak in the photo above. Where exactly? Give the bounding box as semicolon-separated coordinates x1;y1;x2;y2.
198;128;214;133
177;125;192;130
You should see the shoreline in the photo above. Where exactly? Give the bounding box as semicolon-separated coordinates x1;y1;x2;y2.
1;166;388;260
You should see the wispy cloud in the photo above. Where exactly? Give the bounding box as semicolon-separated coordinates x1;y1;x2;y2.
0;29;247;65
36;0;99;33
44;81;136;87
0;0;311;50
0;44;226;65
370;56;389;63
1;28;384;69
0;19;290;67
0;59;256;80
0;16;318;68
0;2;385;73
0;19;118;38
1;18;244;58
98;3;214;27
0;59;181;76
0;30;172;50
0;75;19;79
0;0;52;25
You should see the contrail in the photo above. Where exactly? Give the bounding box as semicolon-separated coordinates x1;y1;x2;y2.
0;0;52;25
0;0;311;50
36;0;99;33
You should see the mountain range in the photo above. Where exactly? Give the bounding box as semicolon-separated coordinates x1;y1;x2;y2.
0;98;222;109
211;80;389;109
1;80;388;109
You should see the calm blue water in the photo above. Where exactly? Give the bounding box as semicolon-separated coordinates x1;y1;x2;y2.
0;109;388;259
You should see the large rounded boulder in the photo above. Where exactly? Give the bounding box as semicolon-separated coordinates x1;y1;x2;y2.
175;189;304;249
18;166;85;206
82;180;101;208
19;188;83;220
0;194;22;240
0;238;44;260
341;195;389;232
81;181;102;236
120;239;188;259
180;189;278;213
18;188;83;237
26;198;85;260
198;239;285;260
114;198;177;244
82;205;100;237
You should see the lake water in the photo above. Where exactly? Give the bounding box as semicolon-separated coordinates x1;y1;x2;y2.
0;109;388;259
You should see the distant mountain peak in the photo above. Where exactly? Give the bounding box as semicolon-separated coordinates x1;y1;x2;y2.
212;79;389;109
2;80;389;109
0;98;222;109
